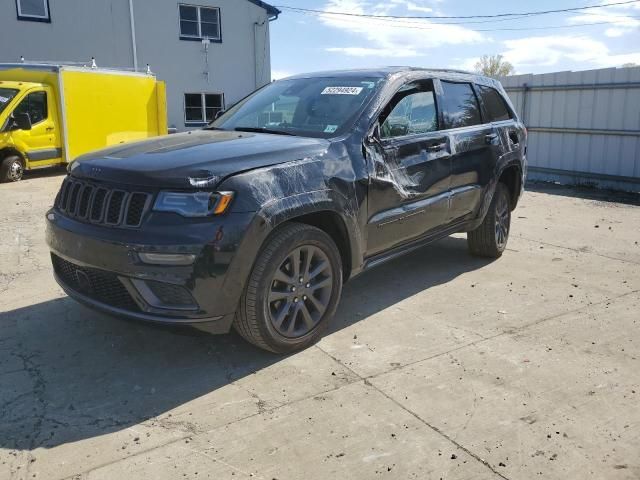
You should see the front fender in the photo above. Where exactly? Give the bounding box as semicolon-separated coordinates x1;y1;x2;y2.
218;190;362;313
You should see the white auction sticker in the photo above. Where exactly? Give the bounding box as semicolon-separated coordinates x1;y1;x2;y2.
321;86;363;95
0;96;9;103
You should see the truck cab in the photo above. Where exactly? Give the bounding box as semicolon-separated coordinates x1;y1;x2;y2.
0;80;62;181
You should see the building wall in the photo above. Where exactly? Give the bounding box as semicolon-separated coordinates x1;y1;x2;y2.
133;0;271;130
499;67;640;192
0;0;273;130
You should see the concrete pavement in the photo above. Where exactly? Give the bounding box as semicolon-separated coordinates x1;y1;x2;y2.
1;172;639;479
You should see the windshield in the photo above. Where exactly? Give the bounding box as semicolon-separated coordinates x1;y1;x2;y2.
0;88;19;116
209;76;383;138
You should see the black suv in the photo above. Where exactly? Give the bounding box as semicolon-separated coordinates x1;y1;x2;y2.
46;67;526;353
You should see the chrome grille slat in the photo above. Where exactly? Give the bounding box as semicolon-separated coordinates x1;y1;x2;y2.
55;178;151;229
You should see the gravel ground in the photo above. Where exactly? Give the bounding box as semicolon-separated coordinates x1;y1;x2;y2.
1;171;639;480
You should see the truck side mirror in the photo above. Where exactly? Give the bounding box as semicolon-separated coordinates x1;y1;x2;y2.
13;112;32;131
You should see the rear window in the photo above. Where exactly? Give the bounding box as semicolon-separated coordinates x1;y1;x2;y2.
0;88;18;115
477;85;512;122
440;81;482;129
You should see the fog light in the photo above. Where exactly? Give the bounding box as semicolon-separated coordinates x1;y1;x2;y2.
138;252;196;266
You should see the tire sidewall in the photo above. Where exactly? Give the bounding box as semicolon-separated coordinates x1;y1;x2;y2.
252;226;343;352
493;183;511;254
1;156;24;182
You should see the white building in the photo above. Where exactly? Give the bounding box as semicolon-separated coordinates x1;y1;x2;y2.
1;0;280;130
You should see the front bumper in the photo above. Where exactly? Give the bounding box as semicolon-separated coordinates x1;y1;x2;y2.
45;208;264;332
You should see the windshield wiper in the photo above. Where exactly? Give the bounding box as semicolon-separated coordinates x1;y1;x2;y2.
233;127;296;136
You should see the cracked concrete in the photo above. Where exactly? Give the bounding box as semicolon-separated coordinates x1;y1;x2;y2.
1;173;639;479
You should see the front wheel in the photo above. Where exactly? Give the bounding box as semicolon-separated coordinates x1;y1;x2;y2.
0;156;24;182
467;182;511;258
234;223;343;353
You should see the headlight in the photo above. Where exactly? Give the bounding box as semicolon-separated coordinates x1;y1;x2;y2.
153;191;234;217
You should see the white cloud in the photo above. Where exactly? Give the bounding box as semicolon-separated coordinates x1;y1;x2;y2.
501;35;609;67
568;1;640;37
459;35;640;73
319;0;484;58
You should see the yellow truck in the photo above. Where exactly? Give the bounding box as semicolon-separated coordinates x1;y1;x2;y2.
0;64;167;182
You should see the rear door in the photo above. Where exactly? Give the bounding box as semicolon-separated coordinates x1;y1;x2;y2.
475;83;522;165
438;80;496;223
365;79;451;257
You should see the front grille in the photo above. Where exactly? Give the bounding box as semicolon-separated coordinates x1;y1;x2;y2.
51;254;141;312
56;177;151;228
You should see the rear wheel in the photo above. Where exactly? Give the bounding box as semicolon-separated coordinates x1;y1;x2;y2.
234;223;343;353
0;156;24;182
467;182;511;258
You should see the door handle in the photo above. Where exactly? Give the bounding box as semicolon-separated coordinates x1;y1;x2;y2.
427;143;447;152
485;133;498;144
46;127;54;132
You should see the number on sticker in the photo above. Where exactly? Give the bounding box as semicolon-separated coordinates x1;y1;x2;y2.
321;87;364;95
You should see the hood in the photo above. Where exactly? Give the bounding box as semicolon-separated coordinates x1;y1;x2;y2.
70;130;330;188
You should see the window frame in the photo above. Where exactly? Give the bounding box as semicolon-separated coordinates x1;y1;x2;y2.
184;92;225;126
14;90;49;126
15;0;51;22
178;4;222;42
377;79;442;142
439;80;484;131
475;84;513;124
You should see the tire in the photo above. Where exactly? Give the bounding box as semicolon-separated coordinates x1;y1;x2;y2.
234;222;343;353
467;182;511;258
0;155;25;182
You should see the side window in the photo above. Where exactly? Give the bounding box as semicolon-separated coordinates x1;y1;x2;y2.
380;88;438;139
14;91;48;125
440;81;481;129
477;85;512;122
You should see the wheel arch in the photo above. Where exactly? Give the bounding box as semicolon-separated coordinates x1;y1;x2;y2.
497;162;523;210
0;147;25;165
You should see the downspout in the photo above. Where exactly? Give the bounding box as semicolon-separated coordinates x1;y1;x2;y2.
253;20;265;89
254;11;279;88
128;0;139;71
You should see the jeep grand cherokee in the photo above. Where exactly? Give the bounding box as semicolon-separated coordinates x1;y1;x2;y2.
46;67;526;353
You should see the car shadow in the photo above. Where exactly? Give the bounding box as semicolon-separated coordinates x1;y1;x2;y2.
0;235;491;451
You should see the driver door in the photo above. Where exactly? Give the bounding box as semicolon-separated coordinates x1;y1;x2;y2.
365;80;451;257
10;88;62;166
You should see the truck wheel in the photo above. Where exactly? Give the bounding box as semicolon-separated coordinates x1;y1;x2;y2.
234;223;343;353
467;182;511;258
0;156;25;182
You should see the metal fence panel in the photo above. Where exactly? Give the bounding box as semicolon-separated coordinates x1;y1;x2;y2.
499;67;640;192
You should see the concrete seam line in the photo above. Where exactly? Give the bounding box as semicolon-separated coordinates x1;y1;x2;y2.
515;235;640;266
363;288;640;382
313;288;639;478
61;380;361;480
377;388;511;480
314;344;511;480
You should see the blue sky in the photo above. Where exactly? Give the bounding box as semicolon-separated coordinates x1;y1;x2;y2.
269;0;640;78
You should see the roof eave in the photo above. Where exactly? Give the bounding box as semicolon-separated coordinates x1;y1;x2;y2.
246;0;281;18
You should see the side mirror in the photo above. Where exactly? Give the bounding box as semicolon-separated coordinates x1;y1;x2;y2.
13;112;32;131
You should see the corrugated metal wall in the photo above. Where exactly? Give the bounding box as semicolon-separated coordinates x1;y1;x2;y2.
499;67;640;192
